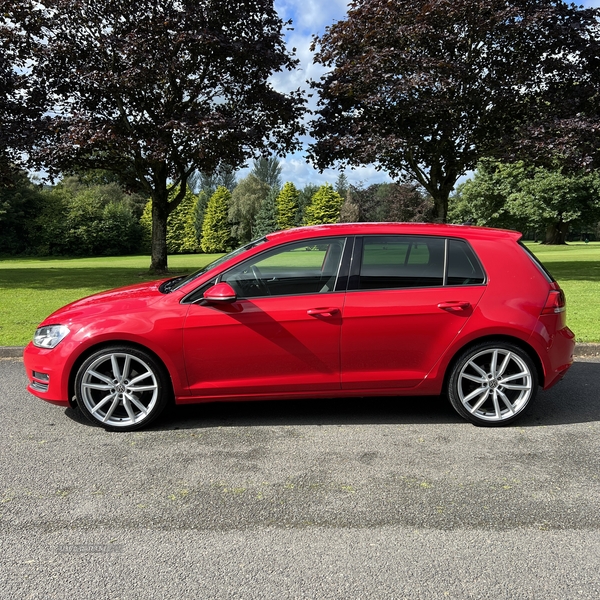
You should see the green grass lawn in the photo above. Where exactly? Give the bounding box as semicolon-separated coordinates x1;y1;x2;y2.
1;242;599;346
0;254;221;346
524;241;600;343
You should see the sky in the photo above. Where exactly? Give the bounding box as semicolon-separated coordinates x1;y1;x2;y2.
237;0;389;189
250;0;600;191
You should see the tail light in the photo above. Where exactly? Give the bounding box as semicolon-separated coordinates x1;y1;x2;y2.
541;288;566;315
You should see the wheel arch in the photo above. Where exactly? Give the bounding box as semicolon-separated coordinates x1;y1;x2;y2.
442;334;545;393
68;340;175;408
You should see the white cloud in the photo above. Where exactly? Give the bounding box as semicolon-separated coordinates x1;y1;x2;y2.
267;0;398;189
276;0;349;35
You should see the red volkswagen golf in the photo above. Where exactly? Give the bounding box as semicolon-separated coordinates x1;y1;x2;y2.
23;223;575;430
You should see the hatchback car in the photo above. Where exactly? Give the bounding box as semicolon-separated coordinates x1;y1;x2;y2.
24;223;575;430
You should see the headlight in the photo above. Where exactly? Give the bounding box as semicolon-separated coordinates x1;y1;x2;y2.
33;325;70;349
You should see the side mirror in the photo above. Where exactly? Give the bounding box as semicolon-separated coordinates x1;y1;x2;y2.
203;282;237;304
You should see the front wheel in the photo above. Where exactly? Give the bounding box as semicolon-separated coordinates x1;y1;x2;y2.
447;342;538;426
75;346;171;431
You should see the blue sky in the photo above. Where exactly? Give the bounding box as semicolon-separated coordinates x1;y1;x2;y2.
239;0;387;189
256;0;600;190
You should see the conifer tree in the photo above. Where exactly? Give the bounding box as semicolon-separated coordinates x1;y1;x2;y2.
296;184;319;226
276;182;300;230
303;184;344;225
201;186;233;253
166;187;198;253
253;187;279;238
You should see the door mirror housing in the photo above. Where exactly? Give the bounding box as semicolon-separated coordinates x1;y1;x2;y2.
203;282;237;303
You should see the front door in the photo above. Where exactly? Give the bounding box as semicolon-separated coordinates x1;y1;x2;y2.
182;237;347;399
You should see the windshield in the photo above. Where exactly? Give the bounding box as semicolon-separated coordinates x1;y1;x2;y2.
163;237;268;293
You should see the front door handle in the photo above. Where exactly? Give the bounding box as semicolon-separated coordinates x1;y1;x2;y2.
307;307;340;318
438;301;471;312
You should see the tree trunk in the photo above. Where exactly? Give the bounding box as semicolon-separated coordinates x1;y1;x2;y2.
430;193;449;223
544;221;569;245
150;189;170;274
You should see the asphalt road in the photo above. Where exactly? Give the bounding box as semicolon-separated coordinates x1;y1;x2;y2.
1;357;599;599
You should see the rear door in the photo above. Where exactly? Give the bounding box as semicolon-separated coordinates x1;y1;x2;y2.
341;236;486;390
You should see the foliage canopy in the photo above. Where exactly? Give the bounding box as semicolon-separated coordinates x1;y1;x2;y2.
3;0;305;271
310;0;600;222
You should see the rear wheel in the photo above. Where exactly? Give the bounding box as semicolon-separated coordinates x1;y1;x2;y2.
447;342;538;426
75;346;171;431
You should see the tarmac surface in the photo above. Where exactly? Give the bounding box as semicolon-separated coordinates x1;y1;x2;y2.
1;355;599;599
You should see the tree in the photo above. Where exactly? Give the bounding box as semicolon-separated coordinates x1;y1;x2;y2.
141;186;199;253
166;187;198;254
276;182;300;230
448;161;524;229
379;183;433;223
449;161;600;243
339;189;360;223
253;187;279;238
38;178;142;256
251;156;283;189
296;184;320;227
229;174;271;244
310;0;600;223
303;184;344;226
201;186;233;253
12;0;305;272
335;172;349;199
342;182;432;222
0;4;45;186
193;166;238;197
0;171;44;254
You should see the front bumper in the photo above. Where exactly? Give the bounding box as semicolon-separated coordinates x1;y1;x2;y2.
23;342;72;406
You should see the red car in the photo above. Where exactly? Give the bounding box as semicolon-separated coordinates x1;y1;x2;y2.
23;223;575;430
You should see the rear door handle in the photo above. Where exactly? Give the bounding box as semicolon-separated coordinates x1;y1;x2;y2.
438;301;471;312
307;307;340;318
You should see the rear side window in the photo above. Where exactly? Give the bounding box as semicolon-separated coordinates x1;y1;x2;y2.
358;236;445;289
447;239;486;286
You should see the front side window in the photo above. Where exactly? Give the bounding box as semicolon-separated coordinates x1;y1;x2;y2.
221;237;346;298
358;236;445;290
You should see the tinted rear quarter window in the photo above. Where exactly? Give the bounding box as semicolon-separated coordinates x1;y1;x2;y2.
447;239;486;286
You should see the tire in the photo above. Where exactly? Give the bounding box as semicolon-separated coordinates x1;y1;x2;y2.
74;345;171;431
447;341;538;426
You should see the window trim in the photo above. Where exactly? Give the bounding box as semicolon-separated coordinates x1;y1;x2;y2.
347;235;486;292
186;236;351;302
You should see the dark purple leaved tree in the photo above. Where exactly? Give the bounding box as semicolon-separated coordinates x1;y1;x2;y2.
7;0;305;272
310;0;600;223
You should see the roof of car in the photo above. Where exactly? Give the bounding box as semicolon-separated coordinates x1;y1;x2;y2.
265;223;522;243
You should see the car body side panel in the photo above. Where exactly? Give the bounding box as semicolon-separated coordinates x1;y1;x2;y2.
23;299;190;404
340;286;486;389
181;293;344;399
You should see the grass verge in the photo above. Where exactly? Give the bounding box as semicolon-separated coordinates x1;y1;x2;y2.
1;242;598;346
524;242;600;343
0;254;220;346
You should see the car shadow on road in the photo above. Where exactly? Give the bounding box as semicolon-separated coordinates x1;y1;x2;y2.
158;393;462;430
63;361;600;430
